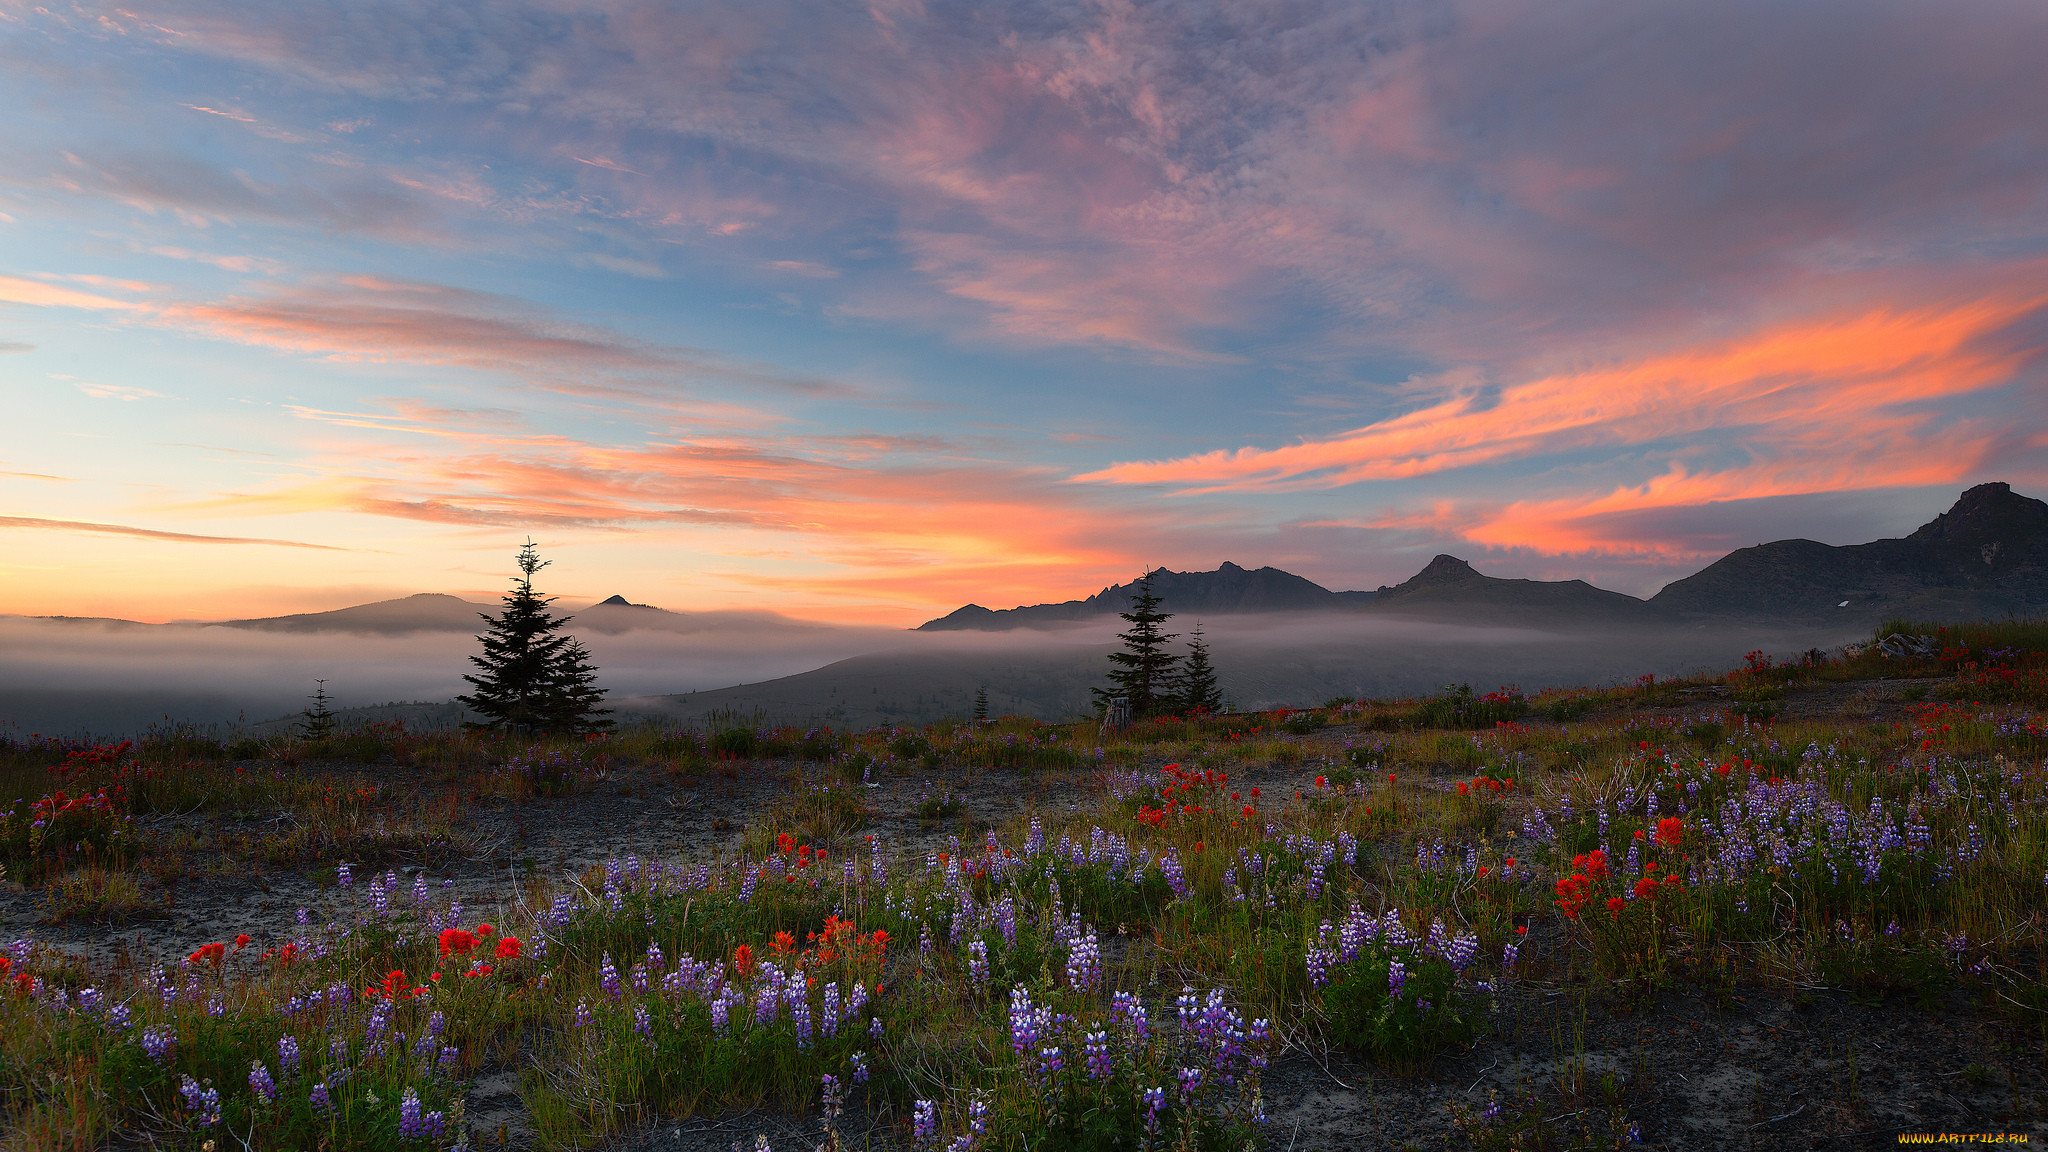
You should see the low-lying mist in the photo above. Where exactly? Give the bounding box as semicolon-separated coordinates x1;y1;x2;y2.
0;614;896;737
0;609;1870;737
617;613;1871;730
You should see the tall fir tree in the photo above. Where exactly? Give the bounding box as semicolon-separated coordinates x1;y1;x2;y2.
1174;623;1223;715
458;541;611;734
1092;570;1180;718
973;685;990;724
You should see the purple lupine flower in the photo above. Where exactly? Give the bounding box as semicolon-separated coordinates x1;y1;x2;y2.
106;1003;131;1030
1008;986;1052;1055
573;999;593;1029
249;1061;277;1104
336;863;352;888
634;1004;654;1043
912;1099;938;1146
820;1073;844;1126
1388;960;1407;999
966;940;989;989
1141;1086;1165;1134
1160;849;1187;900
870;1015;885;1040
1040;1045;1064;1074
646;940;665;971
1305;946;1335;989
1176;1066;1203;1104
278;1034;301;1077
398;1087;426;1139
822;983;841;1039
439;1045;461;1072
631;962;650;994
179;1075;221;1126
600;954;621;998
141;1025;176;1063
1111;991;1150;1043
790;988;813;1048
310;1081;332;1117
1084;1030;1112;1080
330;1035;349;1065
1065;930;1100;993
1501;940;1520;971
848;1051;870;1085
1447;930;1479;971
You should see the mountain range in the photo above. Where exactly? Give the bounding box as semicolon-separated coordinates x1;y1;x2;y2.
918;483;2048;630
6;483;2043;735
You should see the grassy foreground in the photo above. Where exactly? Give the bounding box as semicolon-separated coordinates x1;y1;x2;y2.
1;627;2046;1149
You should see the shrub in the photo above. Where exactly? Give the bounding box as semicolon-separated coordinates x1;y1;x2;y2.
1309;906;1491;1072
1413;685;1529;729
711;727;761;760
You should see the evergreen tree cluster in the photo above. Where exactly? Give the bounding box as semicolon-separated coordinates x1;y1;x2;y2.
458;541;612;734
1093;570;1225;719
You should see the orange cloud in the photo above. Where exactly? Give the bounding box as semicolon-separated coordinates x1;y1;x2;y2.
0;275;140;311
1081;291;2048;494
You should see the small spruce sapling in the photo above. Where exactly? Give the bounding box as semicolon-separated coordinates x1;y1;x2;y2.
1174;623;1222;715
298;680;338;741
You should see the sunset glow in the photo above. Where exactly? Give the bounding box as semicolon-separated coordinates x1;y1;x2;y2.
4;0;2046;622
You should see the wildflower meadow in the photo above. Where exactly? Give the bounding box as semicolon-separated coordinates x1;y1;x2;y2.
1;622;2046;1148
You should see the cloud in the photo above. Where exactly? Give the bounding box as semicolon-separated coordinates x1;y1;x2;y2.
1080;290;2048;496
40;148;441;237
2;268;849;399
160;277;852;395
0;515;346;549
0;341;32;353
73;381;166;401
0;275;140;311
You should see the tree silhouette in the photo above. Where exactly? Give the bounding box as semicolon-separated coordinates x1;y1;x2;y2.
1093;570;1180;718
1175;623;1222;715
298;679;338;740
458;541;611;734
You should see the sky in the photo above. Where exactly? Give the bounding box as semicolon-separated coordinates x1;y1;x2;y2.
2;0;2046;626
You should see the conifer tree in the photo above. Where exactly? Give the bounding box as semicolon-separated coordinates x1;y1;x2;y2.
973;686;990;724
1092;570;1180;718
1174;623;1223;715
458;541;611;734
298;679;338;740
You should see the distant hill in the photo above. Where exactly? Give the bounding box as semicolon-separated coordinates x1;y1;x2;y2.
1652;482;2048;623
221;593;490;634
1363;555;1661;624
917;562;1374;630
216;593;827;636
919;484;2048;632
